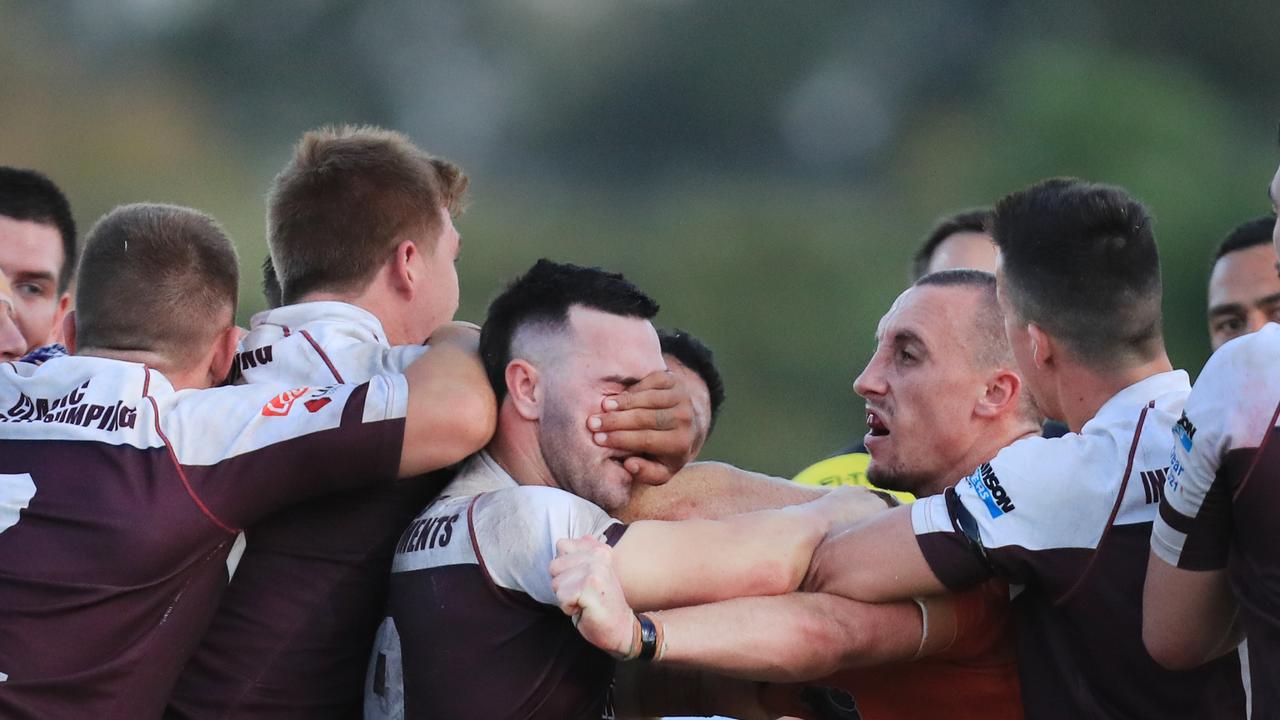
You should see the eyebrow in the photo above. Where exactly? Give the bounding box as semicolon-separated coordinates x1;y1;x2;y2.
8;270;56;284
1208;303;1246;318
890;329;926;348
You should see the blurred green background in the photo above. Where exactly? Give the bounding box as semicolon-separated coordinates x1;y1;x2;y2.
3;1;1276;476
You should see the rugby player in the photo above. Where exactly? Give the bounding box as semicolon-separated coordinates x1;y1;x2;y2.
0;271;28;360
364;260;885;719
1144;171;1280;713
0;166;76;360
0;202;495;718
171;126;701;719
1204;215;1280;350
909;207;996;281
167;126;494;719
569;179;1249;718
556;270;1039;720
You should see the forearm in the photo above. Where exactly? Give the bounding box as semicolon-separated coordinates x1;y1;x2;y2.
399;333;496;476
616;461;825;522
651;593;925;683
617;503;829;610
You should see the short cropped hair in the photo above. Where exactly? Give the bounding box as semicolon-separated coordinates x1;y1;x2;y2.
1212;215;1276;266
914;269;1043;425
0;166;78;293
659;328;726;435
992;178;1163;369
267;125;468;304
261;255;283;309
910;207;992;282
76;204;239;364
480;259;660;401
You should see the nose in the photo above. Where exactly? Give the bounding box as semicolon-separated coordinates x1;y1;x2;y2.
852;350;887;400
0;311;24;361
1246;309;1272;336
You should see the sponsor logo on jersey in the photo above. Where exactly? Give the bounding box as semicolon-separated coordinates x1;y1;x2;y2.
1173;412;1196;452
1;379;138;431
261;387;309;417
303;385;338;413
966;462;1015;518
395;512;461;554
1138;467;1168;505
227;345;274;383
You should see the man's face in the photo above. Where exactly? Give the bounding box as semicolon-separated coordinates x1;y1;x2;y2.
664;354;712;458
409;206;461;341
926;231;998;276
1207;243;1280;350
0;272;28;360
538;306;666;511
852;284;992;494
0;216;66;353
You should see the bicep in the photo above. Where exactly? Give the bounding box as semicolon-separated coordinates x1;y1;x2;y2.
615;461;824;522
1143;552;1239;670
805;505;947;602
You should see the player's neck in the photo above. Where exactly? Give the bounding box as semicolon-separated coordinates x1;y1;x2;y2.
486;406;558;490
296;285;421;347
1055;352;1174;432
923;419;1041;496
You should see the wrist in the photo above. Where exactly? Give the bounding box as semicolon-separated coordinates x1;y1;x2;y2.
616;612;665;662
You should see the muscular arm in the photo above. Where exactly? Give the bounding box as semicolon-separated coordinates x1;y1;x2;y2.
805;505;947;602
398;324;497;477
615;461;827;523
649;592;952;682
1143;554;1242;670
610;487;890;609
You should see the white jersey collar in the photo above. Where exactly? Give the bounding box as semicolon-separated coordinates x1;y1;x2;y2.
445;450;520;497
247;301;391;348
1084;369;1190;432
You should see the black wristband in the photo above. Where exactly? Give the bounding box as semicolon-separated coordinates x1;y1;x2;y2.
637;613;658;662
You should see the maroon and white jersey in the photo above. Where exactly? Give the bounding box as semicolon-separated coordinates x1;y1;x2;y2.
911;371;1247;719
0;354;407;719
365;451;627;720
1154;323;1280;715
170;301;443;719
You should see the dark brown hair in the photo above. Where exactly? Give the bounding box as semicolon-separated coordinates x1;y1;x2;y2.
267;125;468;303
76;203;239;363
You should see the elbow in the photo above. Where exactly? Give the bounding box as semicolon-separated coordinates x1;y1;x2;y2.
450;388;498;460
1143;628;1209;672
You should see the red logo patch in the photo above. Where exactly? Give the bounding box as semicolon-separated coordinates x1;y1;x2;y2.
262;387;309;417
304;397;332;413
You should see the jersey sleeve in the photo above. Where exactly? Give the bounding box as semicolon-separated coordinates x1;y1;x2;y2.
912;435;1082;590
158;374;409;530
470;486;626;606
1151;350;1238;571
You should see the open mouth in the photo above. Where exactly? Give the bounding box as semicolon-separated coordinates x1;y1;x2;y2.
866;410;890;438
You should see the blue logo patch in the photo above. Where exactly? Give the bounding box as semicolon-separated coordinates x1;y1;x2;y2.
1173;412;1196;453
965;463;1016;519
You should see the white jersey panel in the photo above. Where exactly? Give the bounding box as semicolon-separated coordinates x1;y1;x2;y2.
1152;324;1280;566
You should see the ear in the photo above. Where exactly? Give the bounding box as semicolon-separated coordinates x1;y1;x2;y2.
389;238;419;296
207;325;241;386
974;367;1022;420
46;292;72;345
504;359;543;421
1027;322;1054;369
62;309;77;354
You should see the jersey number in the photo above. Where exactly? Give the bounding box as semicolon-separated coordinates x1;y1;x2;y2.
0;473;37;535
